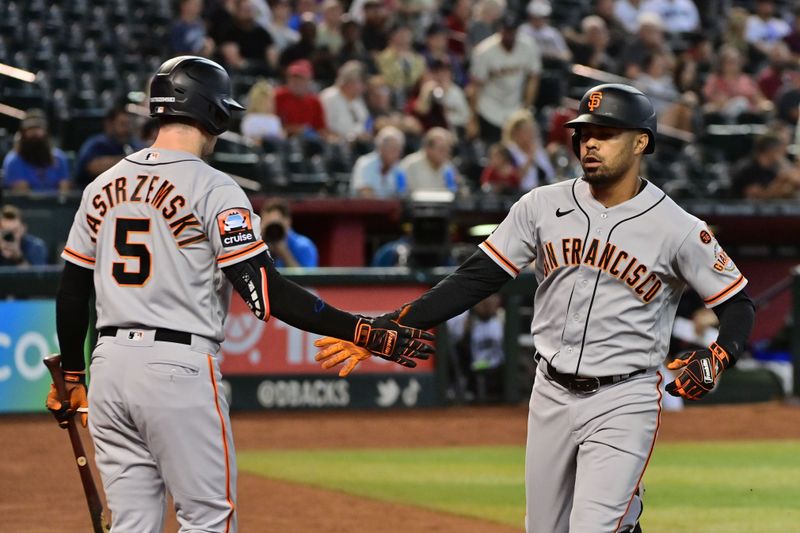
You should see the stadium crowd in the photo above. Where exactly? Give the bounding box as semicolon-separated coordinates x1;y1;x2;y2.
2;0;800;267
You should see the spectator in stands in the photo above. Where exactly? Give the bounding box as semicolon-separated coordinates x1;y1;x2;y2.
170;0;215;56
445;0;471;58
590;0;628;56
395;0;438;44
274;60;328;138
746;0;791;56
0;205;47;267
702;45;773;120
288;0;320;30
260;198;319;267
784;7;800;55
757;42;795;102
640;0;700;34
568;15;618;73
320;61;370;141
409;58;471;132
731;133;800;199
614;0;646;35
775;67;800;125
620;13;672;79
480;142;520;194
206;0;237;45
468;0;505;50
423;24;466;87
75;105;140;188
279;13;318;70
338;16;376;72
376;24;426;93
219;0;277;74
502;109;554;190
633;52;680;114
350;126;405;197
398;127;459;193
446;293;506;403
2;110;70;194
365;76;423;139
520;0;572;64
721;7;764;73
241;79;284;144
360;0;390;53
317;0;344;54
266;0;300;52
468;15;541;144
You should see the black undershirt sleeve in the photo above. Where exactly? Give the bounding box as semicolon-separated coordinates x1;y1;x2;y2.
56;262;95;372
711;289;755;364
393;249;514;330
222;250;360;340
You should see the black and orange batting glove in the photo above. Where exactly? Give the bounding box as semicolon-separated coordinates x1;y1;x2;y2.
46;371;88;428
665;342;731;401
352;315;434;366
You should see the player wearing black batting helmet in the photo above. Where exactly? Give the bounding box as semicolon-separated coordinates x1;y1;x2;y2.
565;83;657;156
149;56;245;136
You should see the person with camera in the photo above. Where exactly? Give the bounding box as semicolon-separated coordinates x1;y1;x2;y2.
409;58;471;133
0;205;48;267
260;198;319;267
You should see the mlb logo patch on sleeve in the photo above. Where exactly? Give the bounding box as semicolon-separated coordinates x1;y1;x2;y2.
217;208;256;248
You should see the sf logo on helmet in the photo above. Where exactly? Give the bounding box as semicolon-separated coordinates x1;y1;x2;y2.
588;91;603;111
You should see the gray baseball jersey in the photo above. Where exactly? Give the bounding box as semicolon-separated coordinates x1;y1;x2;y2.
480;177;746;532
62;148;267;343
480;177;746;376
62;147;266;532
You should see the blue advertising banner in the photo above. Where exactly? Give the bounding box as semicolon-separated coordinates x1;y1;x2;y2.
0;300;58;413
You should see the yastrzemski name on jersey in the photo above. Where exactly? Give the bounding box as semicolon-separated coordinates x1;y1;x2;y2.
85;174;201;247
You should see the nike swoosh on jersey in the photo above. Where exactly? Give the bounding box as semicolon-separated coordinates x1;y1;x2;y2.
556;208;575;217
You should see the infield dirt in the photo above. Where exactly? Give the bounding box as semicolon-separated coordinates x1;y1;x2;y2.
4;403;799;532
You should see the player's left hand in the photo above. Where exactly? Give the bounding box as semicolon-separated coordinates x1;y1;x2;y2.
45;371;88;428
665;342;731;401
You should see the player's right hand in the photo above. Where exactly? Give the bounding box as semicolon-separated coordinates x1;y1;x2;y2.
352;315;435;365
46;371;88;428
314;337;373;376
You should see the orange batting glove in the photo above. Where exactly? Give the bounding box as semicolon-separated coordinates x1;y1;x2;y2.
314;337;373;377
46;371;88;428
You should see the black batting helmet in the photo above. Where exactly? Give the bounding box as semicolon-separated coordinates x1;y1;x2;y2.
149;56;244;136
564;83;656;156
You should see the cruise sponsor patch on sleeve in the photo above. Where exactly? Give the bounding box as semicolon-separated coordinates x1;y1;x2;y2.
217;208;256;248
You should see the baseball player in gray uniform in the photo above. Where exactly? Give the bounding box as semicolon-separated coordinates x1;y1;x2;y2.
315;84;755;532
45;56;432;533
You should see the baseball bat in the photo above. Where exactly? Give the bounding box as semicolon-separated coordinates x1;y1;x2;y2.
44;355;110;533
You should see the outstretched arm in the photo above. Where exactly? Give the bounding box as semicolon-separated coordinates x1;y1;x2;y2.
222;249;434;365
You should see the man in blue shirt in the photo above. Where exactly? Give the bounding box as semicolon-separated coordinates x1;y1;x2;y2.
74;105;142;188
350;125;406;198
260;198;319;267
0;205;48;266
2;110;71;193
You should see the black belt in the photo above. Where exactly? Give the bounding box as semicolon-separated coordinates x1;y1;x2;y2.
99;327;193;345
535;354;647;394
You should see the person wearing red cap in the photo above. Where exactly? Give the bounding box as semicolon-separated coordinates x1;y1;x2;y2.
274;60;329;137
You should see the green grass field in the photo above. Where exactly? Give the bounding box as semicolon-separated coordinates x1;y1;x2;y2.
238;441;800;532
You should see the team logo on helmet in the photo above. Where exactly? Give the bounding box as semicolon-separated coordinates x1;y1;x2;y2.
217;208;256;248
587;91;603;111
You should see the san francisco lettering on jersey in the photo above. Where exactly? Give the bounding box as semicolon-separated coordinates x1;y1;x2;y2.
86;174;200;244
539;237;662;303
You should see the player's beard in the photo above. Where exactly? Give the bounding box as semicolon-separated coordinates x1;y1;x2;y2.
581;151;633;187
18;136;54;169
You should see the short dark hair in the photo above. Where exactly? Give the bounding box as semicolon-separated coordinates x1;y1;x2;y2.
754;133;783;154
262;198;291;218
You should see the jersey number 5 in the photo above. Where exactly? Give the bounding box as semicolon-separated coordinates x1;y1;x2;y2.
113;218;151;286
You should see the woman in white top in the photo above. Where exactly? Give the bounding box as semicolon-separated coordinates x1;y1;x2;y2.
240;79;285;144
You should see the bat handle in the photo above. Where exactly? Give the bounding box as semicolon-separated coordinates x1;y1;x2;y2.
44;354;70;403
